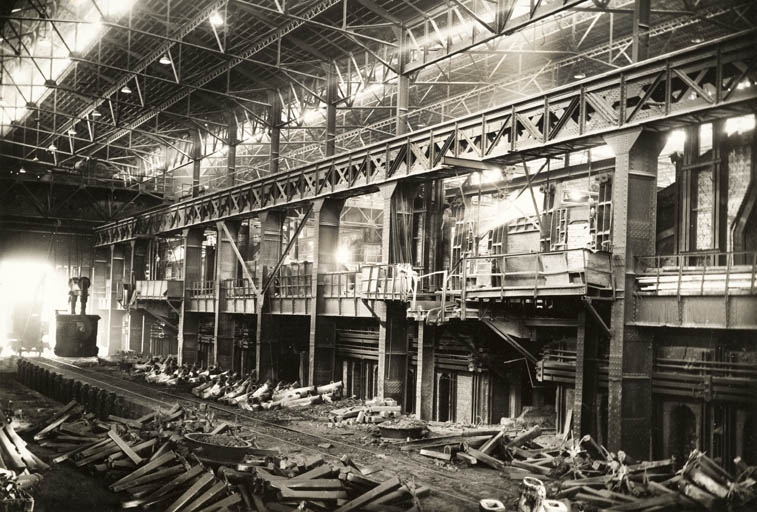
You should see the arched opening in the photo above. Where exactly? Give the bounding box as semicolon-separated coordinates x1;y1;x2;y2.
669;405;698;467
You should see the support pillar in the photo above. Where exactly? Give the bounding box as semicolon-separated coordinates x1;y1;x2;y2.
395;27;410;136
226;111;237;188
376;183;413;406
178;228;203;365
604;129;664;459
214;221;239;370
269;89;281;175
308;198;345;385
325;61;338;156
256;211;284;380
572;311;596;439
415;321;435;419
93;248;109;349
631;0;651;62
106;244;125;355
191;129;202;197
125;239;147;352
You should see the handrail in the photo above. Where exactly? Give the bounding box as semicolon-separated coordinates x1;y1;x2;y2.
448;248;612;293
636;251;757;296
187;280;215;297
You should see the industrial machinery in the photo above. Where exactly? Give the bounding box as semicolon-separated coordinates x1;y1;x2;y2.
54;275;100;357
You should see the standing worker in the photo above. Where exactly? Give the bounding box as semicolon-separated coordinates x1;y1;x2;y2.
68;277;80;314
79;277;91;315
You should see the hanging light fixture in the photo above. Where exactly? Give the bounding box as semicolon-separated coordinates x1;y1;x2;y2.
67;129;77;135
48;143;57;152
91;109;102;117
159;54;171;65
121;84;132;94
209;11;224;26
573;71;587;79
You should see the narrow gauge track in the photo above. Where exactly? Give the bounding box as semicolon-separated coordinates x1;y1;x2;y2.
26;357;513;508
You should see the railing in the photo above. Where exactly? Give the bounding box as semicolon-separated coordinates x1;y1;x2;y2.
448;248;612;297
272;263;312;298
224;278;259;298
636;251;757;296
187;280;215;298
134;280;184;300
653;357;757;403
320;271;358;298
359;263;415;301
536;348;610;386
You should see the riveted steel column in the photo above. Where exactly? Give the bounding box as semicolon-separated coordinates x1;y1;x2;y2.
93;247;110;347
376;183;411;406
215;221;239;369
326;61;338;157
604;128;664;459
106;244;125;355
396;26;409;136
226;110;237;188
125;239;148;352
191;128;202;197
256;211;284;381
269;89;281;175
415;321;435;419
308;198;345;385
178;228;203;365
572;310;594;439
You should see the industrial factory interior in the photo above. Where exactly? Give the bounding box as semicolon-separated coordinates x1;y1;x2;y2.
0;0;756;510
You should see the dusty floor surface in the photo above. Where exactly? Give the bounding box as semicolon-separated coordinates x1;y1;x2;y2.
0;371;122;512
6;356;525;511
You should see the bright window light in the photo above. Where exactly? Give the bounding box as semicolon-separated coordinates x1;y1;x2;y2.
725;114;755;136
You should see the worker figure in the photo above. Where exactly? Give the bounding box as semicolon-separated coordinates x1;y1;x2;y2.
68;277;80;314
79;277;91;315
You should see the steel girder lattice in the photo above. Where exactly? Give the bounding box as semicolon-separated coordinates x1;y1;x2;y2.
94;30;757;246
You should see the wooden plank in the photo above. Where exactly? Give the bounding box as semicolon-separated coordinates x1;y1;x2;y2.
144;464;205;500
465;446;506;470
334;476;401;512
118;465;186;491
108;415;144;429
195;492;242;512
284;479;344;490
108;430;144;465
165;472;215;512
480;431;505;455
279;488;348;500
183;481;227;512
33;413;72;441
110;452;176;491
288;463;334;482
419;449;452;461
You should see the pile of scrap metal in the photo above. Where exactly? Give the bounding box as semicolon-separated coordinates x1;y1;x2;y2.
405;424;756;511
253;454;427;511
328;398;402;426
0;416;45;510
132;357;344;411
34;399;428;511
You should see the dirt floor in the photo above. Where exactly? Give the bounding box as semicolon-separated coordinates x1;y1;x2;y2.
0;370;122;512
4;356;527;511
85;362;526;511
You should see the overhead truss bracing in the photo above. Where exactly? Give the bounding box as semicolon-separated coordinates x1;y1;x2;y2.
93;30;757;245
1;0;615;174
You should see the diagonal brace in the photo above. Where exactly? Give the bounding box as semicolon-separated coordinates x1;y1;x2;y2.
582;297;611;338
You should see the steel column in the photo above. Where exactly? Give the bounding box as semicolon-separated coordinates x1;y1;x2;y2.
106;244;126;356
604;128;664;459
214;221;239;369
308;198;345;385
177;227;203;365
